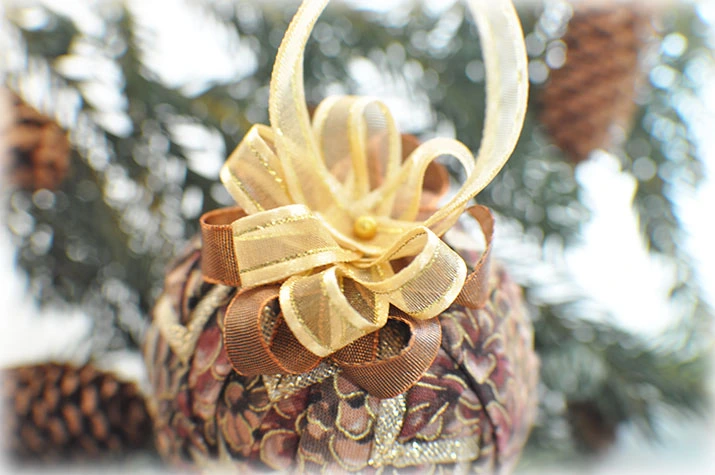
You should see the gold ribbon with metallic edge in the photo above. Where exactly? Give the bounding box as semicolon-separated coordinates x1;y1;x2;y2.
203;0;527;360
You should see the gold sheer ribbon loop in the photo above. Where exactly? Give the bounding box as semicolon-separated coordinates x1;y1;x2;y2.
220;125;291;214
203;0;528;359
278;225;467;355
312;96;402;204
280;267;390;357
340;227;467;319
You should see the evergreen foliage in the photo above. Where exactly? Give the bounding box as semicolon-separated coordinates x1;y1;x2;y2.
1;0;711;463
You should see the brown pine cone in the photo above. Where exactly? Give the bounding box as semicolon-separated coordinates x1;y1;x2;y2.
567;400;617;454
142;126;539;473
143;235;539;473
0;88;71;191
540;3;651;163
2;363;153;462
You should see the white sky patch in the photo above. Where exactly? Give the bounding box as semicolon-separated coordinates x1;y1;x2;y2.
0;226;94;368
676;60;715;310
127;0;257;95
170;119;226;179
567;152;677;335
343;0;413;13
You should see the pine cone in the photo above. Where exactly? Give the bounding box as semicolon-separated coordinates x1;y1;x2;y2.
567;400;617;453
0;88;71;191
2;363;153;462
142;126;539;472
144;236;539;473
540;3;650;163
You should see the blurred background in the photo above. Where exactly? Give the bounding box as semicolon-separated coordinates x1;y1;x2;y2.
1;0;713;473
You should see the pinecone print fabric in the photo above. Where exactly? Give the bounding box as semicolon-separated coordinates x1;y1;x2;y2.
144;232;539;473
2;363;153;462
540;4;649;163
0;89;71;190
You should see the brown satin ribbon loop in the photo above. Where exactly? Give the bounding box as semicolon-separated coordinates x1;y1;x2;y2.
332;313;442;399
200;207;245;286
224;286;321;376
455;205;494;309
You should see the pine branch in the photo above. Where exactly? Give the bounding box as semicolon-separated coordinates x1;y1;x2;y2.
3;5;221;351
493;216;710;457
5;8;78;60
615;7;713;357
625;9;709;257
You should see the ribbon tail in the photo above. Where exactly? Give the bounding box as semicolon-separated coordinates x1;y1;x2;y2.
224;286;321;376
455;205;494;309
332;313;442;399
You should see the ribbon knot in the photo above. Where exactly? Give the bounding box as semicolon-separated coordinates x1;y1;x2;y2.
199;0;528;397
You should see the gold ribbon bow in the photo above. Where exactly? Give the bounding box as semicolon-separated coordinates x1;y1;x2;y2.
201;0;527;364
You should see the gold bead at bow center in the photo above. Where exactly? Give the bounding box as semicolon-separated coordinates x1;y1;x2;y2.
353;215;378;240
